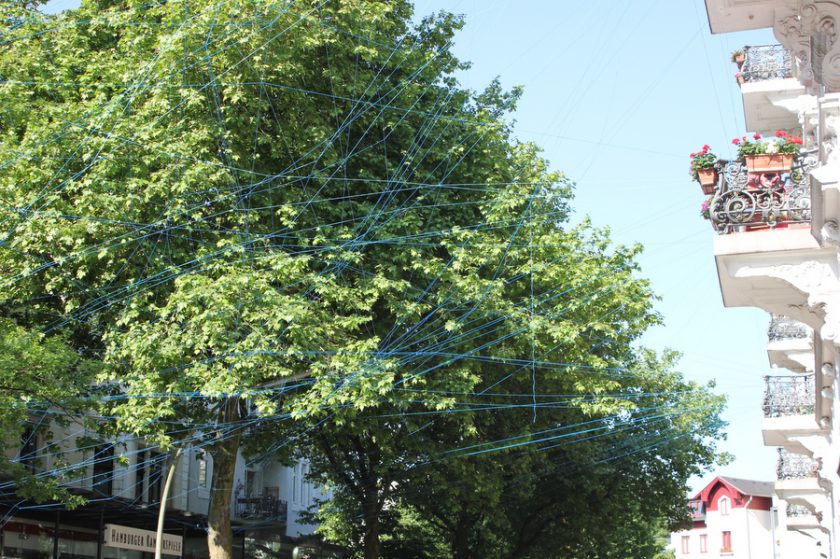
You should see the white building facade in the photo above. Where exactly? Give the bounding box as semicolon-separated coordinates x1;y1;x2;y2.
671;476;823;558
0;419;333;559
698;0;840;556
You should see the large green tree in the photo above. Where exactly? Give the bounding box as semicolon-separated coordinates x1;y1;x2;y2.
0;1;561;556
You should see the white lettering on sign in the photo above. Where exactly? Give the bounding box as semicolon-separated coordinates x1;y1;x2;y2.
104;524;183;557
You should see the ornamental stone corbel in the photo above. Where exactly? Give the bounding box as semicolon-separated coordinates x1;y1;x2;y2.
775;1;840;91
775;6;817;88
743;260;840;344
821;219;840;244
815;299;840;347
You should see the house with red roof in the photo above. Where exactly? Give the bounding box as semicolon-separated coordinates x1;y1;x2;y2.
670;476;823;558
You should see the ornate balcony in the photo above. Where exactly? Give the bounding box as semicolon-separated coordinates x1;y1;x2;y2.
688;499;705;521
785;501;822;531
777;448;818;480
733;43;807;133
763;375;815;418
786;502;813;517
766;315;813;373
709;160;811;234
768;315;810;342
739;45;793;83
234;496;288;522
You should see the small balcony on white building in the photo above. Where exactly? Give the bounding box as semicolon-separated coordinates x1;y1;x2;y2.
761;374;821;449
737;45;807;136
785;502;821;530
775;448;825;509
687;499;706;522
707;156;840;333
767;314;814;373
234;494;288;524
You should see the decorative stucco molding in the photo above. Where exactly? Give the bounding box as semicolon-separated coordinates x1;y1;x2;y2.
775;1;840;91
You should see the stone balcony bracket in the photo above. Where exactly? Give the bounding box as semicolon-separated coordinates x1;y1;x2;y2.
773;2;840;92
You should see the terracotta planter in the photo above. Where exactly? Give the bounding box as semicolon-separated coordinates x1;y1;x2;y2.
744;153;794;173
696;168;717;194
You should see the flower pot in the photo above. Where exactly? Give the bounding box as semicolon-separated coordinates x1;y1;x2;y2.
744;153;794;173
696;168;717;194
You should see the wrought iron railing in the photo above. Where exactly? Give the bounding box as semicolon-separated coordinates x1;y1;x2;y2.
763;375;814;418
768;315;811;342
777;448;818;480
234;496;288;522
786;503;813;517
741;45;793;82
709;159;812;233
688;499;705;520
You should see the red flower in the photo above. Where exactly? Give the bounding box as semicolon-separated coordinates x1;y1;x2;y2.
732;138;741;145
690;152;696;157
703;144;710;150
791;136;803;145
753;133;762;139
775;130;788;138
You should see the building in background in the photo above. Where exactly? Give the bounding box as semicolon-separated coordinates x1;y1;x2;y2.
671;476;823;558
0;420;337;559
695;0;840;557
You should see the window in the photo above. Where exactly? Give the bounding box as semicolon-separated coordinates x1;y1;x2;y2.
721;531;732;552
245;469;257;498
18;428;38;473
147;451;163;504
718;496;730;516
303;463;311;506
699;534;707;553
681;535;690;554
197;453;208;488
92;445;114;496
292;463;300;504
135;451;146;501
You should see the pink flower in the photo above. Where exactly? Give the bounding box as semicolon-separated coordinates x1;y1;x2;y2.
732;138;741;145
753;133;762;140
690;152;696;157
703;144;710;151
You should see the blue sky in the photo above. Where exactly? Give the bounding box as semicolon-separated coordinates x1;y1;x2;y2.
42;0;780;488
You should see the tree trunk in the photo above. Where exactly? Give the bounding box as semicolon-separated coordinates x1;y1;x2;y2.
362;490;381;559
206;400;242;559
451;514;473;559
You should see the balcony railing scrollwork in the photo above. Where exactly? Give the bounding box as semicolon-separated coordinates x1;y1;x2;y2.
687;499;705;520
763;374;815;418
234;495;288;522
709;158;814;234
768;314;811;342
777;448;819;480
786;503;813;517
741;45;794;82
